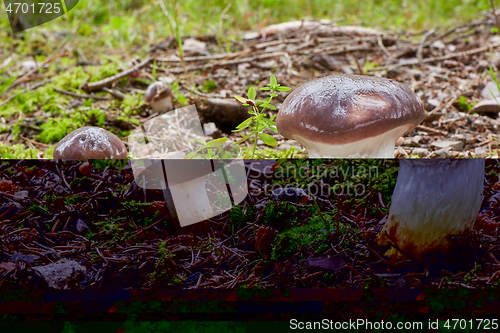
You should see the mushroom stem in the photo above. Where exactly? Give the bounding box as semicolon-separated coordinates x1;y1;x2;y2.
150;95;173;113
377;159;484;261
168;176;214;227
295;125;409;158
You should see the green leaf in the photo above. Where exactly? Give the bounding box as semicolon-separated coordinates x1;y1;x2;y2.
248;87;256;100
184;151;198;159
259;133;278;146
268;105;277;110
235;133;254;145
270;76;277;87
170;81;188;106
236;117;253;128
206;138;227;147
270;94;278;97
233;125;249;132
259;87;271;91
111;17;126;29
254;114;265;121
201;80;217;93
276;87;291;91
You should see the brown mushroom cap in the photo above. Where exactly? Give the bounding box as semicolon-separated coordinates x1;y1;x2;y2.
143;81;172;104
53;126;128;159
277;74;425;145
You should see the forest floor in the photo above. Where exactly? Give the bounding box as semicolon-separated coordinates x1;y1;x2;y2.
1;11;500;158
1;158;500;295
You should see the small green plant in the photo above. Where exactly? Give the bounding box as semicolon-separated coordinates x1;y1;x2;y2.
229;203;256;244
160;0;185;70
233;76;290;158
201;80;217;93
489;66;500;106
169;80;188;106
457;95;474;112
185;137;228;159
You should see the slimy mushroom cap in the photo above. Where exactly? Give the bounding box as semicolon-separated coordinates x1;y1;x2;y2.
53;126;128;159
277;74;425;157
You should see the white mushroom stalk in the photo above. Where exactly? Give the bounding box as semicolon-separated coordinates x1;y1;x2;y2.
377;159;485;261
128;105;221;228
295;125;409;158
168;176;214;227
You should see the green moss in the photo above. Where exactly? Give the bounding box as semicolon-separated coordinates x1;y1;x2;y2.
0;63;118;118
45;145;55;158
0;143;39;158
85;109;107;126
28;203;49;215
109;128;133;138
69;176;90;186
92;159;129;171
38;116;83;143
271;216;331;261
37;108;108;144
64;194;82;205
264;201;298;227
121;94;146;114
116;116;140;126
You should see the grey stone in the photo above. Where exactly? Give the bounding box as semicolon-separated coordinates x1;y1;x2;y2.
431;140;464;151
203;122;217;137
434;148;453;158
411;135;423;147
481;82;500;100
33;259;86;289
75;219;89;234
411;148;429;157
475;147;488;157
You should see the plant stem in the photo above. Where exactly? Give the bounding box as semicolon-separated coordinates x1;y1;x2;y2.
173;0;185;72
251;105;260;158
491;0;500;33
252;133;258;158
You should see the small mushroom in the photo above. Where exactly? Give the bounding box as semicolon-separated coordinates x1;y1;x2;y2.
53;126;128;159
143;81;173;113
276;74;425;158
376;159;485;262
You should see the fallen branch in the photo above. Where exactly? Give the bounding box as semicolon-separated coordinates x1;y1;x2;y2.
83;57;153;92
164;52;286;73
368;41;500;72
416;124;449;136
53;88;110;100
